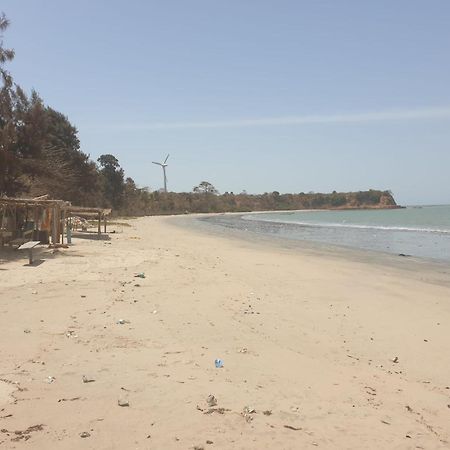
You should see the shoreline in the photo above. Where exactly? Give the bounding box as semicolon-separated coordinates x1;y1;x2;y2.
170;214;450;288
0;215;449;448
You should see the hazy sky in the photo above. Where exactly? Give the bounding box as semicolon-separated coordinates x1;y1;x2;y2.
2;1;450;204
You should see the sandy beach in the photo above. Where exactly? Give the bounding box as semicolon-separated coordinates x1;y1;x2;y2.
0;215;449;449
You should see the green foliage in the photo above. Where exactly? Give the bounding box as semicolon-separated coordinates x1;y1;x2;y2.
97;154;125;209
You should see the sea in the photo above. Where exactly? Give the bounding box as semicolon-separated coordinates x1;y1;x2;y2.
202;205;450;263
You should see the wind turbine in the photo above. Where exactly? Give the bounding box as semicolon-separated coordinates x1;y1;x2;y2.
152;154;170;193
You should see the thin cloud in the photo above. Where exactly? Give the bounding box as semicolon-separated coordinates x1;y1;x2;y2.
119;106;450;130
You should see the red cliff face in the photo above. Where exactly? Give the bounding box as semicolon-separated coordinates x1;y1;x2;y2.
379;193;398;207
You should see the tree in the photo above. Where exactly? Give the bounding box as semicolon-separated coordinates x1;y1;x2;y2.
0;13;14;83
98;154;125;208
0;14;48;196
193;181;219;195
29;107;101;203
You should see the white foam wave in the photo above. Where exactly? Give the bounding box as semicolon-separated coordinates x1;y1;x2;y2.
243;216;450;234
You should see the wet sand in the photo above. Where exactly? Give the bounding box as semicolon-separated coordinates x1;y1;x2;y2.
0;215;449;449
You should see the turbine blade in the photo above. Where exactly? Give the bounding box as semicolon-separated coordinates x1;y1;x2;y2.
152;161;161;165
164;154;170;164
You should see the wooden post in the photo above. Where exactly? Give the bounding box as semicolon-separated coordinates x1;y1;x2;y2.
51;206;57;245
12;206;17;239
34;206;39;233
103;214;107;233
97;212;101;236
61;209;65;245
67;216;72;244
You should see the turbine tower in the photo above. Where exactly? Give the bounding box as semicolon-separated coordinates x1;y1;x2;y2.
152;154;170;193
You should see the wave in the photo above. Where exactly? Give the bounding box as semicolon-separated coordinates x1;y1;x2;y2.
242;216;450;235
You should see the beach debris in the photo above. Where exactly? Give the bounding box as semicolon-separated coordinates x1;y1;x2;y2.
263;410;272;416
207;407;227;415
206;440;213;445
31;359;45;365
116;319;130;325
242;406;256;422
198;405;229;415
23;329;31;334
152;310;158;314
398;253;411;257
31;290;38;295
238;347;248;354
79;431;91;438
214;359;224;368
65;330;78;338
82;375;95;383
206;395;217;407
46;376;55;384
193;446;204;450
7;424;44;442
118;399;129;407
392;356;399;363
134;272;146;278
58;397;80;402
284;425;302;431
365;386;377;396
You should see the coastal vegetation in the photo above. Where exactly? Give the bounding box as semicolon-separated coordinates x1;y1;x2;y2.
0;12;397;216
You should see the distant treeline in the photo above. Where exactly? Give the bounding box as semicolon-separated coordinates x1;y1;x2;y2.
121;187;397;216
0;13;397;217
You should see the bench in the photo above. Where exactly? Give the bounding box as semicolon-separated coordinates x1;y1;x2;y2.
18;241;41;265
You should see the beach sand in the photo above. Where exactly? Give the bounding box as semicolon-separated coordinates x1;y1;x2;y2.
0;215;449;449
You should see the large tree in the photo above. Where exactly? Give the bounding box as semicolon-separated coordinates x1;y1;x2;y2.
97;154;125;208
32;108;100;204
193;181;219;195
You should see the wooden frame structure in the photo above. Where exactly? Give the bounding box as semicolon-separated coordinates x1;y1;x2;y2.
1;198;112;247
66;206;111;236
0;197;70;246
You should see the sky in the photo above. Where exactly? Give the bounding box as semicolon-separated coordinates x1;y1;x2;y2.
2;0;450;205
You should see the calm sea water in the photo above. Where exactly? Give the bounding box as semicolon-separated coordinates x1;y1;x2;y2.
204;205;450;262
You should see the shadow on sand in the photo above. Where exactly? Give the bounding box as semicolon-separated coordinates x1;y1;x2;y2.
71;232;111;241
0;247;58;267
